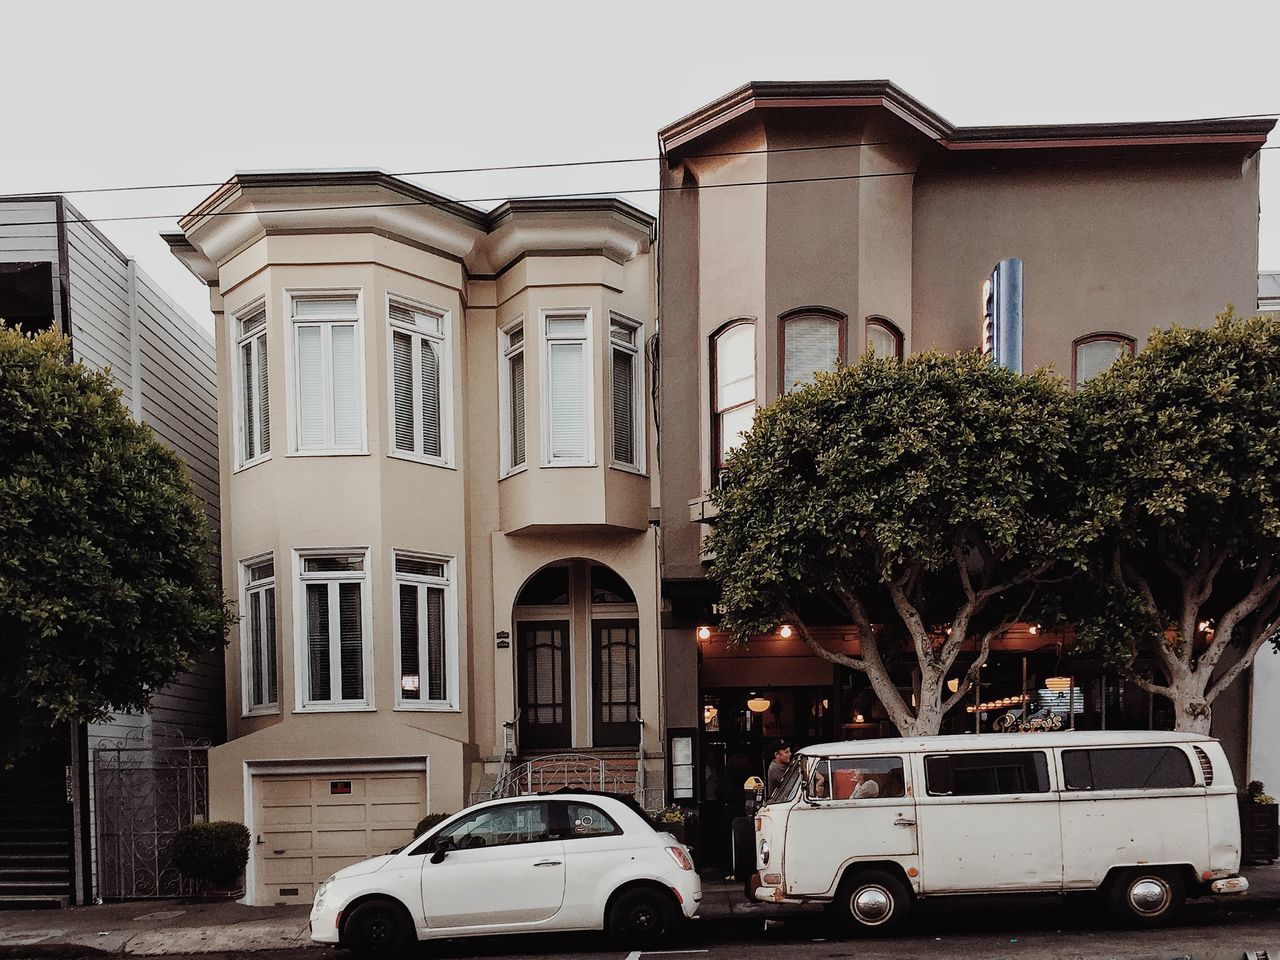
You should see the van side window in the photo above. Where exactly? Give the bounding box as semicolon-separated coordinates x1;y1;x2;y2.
1062;747;1195;791
819;757;906;799
925;751;1050;796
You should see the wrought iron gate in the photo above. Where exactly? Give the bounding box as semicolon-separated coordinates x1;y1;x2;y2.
94;738;209;899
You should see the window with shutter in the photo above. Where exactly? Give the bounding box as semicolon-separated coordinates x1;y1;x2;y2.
298;551;370;709
242;557;277;712
712;320;756;471
609;316;641;468
782;314;841;392
394;552;455;708
500;322;526;473
542;311;593;465
235;304;270;467
388;298;450;463
291;293;363;453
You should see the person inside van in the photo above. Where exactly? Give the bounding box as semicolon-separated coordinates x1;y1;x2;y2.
850;768;879;799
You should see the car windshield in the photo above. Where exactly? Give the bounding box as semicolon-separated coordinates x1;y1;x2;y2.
768;757;803;805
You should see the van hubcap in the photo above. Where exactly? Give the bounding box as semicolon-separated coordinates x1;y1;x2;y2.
1129;878;1171;915
851;885;893;924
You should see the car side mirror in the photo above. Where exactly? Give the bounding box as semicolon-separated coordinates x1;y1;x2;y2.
429;835;451;864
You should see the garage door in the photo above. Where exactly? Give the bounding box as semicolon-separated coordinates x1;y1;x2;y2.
253;769;426;905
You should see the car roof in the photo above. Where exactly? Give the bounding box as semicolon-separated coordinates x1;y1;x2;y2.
798;729;1216;758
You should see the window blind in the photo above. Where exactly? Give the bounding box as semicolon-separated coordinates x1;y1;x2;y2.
509;351;526;467
421;340;441;457
263;587;277;705
612;348;635;464
306;583;330;701
339;582;363;700
241;340;256;462
249;591;264;706
330;325;360;448
399;583;420;701
392;330;414;451
257;336;270;454
296;327;326;449
784;316;840;392
426;586;445;702
549;341;586;459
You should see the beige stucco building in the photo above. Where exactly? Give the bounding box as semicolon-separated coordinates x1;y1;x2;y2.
655;82;1274;806
168;173;659;905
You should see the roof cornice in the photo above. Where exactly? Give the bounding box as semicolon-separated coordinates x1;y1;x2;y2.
659;80;1275;156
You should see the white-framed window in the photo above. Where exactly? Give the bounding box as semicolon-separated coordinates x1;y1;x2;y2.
241;556;278;714
499;319;526;475
393;551;457;709
540;309;594;466
289;292;366;454
295;550;372;710
609;314;643;470
234;301;270;468
388;296;450;465
712;320;756;473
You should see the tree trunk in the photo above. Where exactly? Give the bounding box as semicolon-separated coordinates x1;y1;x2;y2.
1171;687;1213;734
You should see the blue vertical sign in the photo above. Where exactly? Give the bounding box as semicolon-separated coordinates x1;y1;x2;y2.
981;258;1023;373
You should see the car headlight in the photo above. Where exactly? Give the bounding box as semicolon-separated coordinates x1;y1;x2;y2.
760;839;770;866
314;876;333;908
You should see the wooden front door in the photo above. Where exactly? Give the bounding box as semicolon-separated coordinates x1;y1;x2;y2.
517;621;571;750
592;619;640;747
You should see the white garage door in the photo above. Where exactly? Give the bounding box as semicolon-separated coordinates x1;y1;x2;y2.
253;768;426;905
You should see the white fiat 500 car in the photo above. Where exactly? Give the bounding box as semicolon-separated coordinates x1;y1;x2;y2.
310;791;700;957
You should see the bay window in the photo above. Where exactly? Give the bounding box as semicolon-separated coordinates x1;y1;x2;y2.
712;320;756;471
388;298;449;463
865;316;904;360
782;309;843;392
500;320;526;474
291;293;364;453
394;552;454;708
241;556;277;713
297;551;371;709
235;302;270;467
541;310;593;465
610;315;642;468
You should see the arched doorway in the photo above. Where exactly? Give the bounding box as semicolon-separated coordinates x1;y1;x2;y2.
514;559;640;751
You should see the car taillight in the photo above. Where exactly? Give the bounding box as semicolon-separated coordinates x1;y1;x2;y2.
666;846;693;871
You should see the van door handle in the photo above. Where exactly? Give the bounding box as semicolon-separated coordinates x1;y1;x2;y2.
533;860;562;867
894;815;916;827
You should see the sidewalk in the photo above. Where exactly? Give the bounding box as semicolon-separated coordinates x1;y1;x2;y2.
0;866;1275;956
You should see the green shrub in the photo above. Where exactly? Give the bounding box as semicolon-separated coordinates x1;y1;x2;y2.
413;813;452;838
173;821;250;889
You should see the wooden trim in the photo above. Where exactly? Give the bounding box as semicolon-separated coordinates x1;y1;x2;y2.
778;306;848;392
1071;331;1135;390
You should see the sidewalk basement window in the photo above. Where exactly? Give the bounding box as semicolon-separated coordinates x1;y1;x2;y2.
235;303;270;467
500;321;526;473
1062;747;1194;791
610;316;641;468
242;557;277;712
394;552;453;708
389;299;448;463
299;552;370;709
542;311;593;465
292;294;364;453
925;751;1050;796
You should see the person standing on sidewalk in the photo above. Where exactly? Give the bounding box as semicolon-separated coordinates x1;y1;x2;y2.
766;741;792;797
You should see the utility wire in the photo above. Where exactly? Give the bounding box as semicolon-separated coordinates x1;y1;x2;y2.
3;143;1280;231
10;112;1280;198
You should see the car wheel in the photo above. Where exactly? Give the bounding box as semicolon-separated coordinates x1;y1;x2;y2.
608;887;678;946
1105;868;1185;928
833;869;910;936
343;899;414;959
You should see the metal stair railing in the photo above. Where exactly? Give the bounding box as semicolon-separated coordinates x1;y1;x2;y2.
489;752;637;800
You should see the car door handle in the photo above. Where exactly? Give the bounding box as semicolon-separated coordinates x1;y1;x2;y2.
894;816;916;827
533;860;562;867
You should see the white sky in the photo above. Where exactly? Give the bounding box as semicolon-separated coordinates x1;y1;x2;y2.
4;0;1278;328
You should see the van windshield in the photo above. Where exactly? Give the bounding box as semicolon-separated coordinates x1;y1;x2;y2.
767;756;804;805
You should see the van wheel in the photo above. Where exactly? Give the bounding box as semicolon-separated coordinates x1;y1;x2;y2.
1106;868;1185;928
833;869;910;936
343;899;414;959
608;887;678;946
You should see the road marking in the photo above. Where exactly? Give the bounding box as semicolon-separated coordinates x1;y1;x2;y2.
626;952;642;960
646;952;710;956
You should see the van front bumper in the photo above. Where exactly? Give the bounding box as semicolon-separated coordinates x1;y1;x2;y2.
1208;875;1249;895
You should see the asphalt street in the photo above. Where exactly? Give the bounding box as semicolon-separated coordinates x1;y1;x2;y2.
88;899;1279;960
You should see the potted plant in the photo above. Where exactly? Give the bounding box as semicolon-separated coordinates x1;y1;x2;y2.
1240;780;1279;865
653;805;698;848
172;821;251;898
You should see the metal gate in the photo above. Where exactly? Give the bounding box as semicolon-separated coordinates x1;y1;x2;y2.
94;739;208;899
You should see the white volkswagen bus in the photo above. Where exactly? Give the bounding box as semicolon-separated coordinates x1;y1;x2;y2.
751;731;1248;932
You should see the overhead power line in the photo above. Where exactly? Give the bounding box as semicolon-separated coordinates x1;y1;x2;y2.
10;111;1280;198
3;143;1279;231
